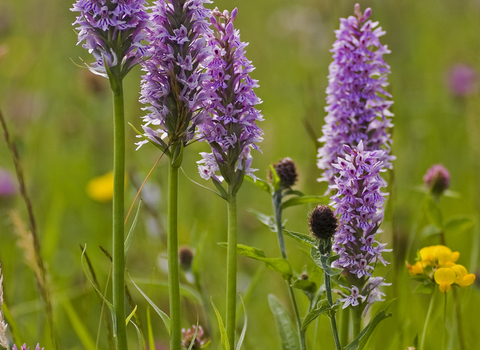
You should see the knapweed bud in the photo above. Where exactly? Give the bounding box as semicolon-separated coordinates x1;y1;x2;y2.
272;158;298;188
309;205;337;241
423;164;450;196
179;247;194;270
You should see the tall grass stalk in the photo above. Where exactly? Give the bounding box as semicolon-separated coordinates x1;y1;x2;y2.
272;190;306;350
420;288;436;350
0;108;57;350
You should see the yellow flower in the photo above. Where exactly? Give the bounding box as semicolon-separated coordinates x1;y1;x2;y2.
419;245;459;268
407;261;424;276
434;267;456;293
86;171;114;202
451;264;476;288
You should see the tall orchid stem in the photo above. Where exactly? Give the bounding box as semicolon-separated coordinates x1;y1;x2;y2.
111;77;127;350
226;187;238;350
273;191;306;350
168;148;182;350
324;260;342;350
420;288;436;350
352;306;362;339
340;307;350;345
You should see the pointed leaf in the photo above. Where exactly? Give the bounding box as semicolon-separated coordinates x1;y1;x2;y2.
236;296;248;350
129;275;171;334
249;209;276;232
269;165;281;192
211;298;230;350
344;305;392;350
212;178;229;201
126;305;137;325
125;200;142;259
281;196;329;210
301;299;331;331
444;216;474;235
268;294;300;350
245;175;272;194
425;197;443;228
310;248;343;276
128;319;146;350
283;230;317;248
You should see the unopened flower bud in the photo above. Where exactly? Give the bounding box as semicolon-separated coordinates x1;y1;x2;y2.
423;164;450;197
309;205;337;241
179;247;194;270
271;158;298;188
181;325;207;350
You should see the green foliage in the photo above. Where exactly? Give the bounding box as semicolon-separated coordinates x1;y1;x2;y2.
281;195;328;210
211;298;230;350
268;294;300;350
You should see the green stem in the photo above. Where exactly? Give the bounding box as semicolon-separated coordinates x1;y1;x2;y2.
352;306;361;339
226;188;238;350
325;272;342;350
168;159;181;350
112;79;127;350
453;288;466;350
340;306;350;345
420;289;436;350
272;191;306;350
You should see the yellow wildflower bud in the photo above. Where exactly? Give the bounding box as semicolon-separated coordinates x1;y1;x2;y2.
407;261;423;276
419;246;436;266
451;264;476;288
434;267;456;293
86;171;114;202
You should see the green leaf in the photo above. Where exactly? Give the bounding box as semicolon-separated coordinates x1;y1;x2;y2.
236;296;248;350
414;281;435;294
248;209;277;232
125;200;142;259
419;224;442;239
146;308;155;350
61;297;97;350
128;319;146;350
212;179;229;200
444;216;474;235
126;305;137;325
129;276;171;334
425;197;443;228
344;306;392;350
211;298;230;350
171;141;184;168
218;243;292;279
269;165;281;192
291;279;317;295
301;299;331;331
283;230;317;248
310;248;343;276
245;175;272;194
281;195;329;210
268;294;300;350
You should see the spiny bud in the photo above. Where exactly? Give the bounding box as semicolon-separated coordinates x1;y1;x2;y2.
271;158;298;188
423;164;450;197
309;205;337;241
179;247;194;270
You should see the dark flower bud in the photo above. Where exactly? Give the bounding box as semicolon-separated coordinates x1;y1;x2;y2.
179;247;194;270
300;273;309;280
309;205;337;241
423;164;450;197
271;158;298;188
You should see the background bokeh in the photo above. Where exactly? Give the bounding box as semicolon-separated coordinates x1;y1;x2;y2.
1;0;480;349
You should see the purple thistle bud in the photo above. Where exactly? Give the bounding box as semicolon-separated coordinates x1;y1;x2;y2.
137;0;213;148
423;164;450;197
271;158;298;188
197;8;264;184
71;0;149;78
309;205;337;241
329;141;391;310
317;3;394;186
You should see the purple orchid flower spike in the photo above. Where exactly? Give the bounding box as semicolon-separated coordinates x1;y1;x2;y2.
71;0;149;78
317;3;394;187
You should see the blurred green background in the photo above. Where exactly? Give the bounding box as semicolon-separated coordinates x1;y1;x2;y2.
1;0;480;349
